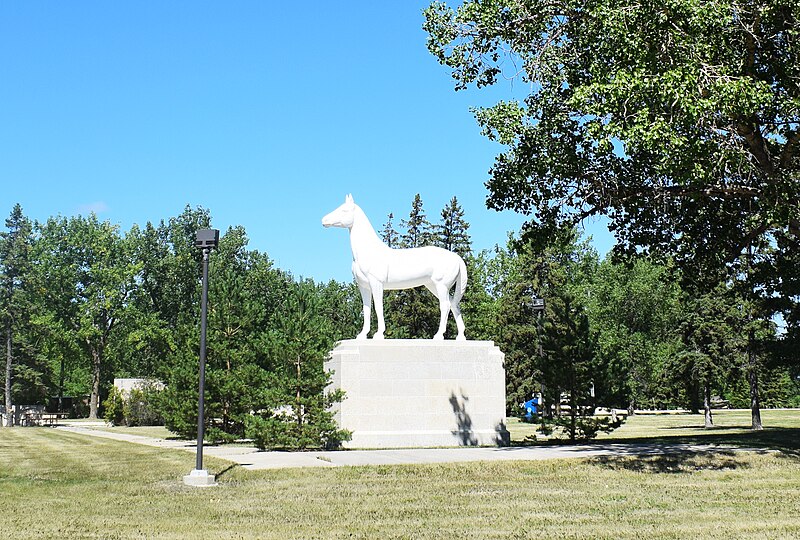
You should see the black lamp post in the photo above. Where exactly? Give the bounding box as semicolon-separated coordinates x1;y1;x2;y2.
184;228;219;487
531;295;546;417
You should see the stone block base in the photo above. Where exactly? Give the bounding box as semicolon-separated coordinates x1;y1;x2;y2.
183;469;217;487
325;340;509;448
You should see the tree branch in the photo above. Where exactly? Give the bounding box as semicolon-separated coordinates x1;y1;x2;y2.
736;121;776;175
780;131;800;169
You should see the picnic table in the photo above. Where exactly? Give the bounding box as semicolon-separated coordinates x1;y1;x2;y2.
39;412;71;426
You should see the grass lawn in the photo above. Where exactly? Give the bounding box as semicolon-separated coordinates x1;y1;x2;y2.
2;410;799;539
507;408;800;452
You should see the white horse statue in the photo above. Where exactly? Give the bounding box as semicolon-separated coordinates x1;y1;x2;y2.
322;194;467;341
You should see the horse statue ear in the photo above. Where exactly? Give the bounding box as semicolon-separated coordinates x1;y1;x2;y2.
346;194;354;204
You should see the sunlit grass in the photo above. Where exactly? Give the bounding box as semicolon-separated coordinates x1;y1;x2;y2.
507;408;800;451
1;417;798;539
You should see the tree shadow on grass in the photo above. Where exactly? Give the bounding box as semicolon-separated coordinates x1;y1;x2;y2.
510;425;800;458
587;451;749;474
609;427;800;458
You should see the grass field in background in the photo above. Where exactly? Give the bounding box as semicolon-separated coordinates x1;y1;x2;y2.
2;409;798;539
506;408;800;451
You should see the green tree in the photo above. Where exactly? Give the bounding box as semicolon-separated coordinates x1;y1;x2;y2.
435;196;471;258
400;194;433;249
111;206;212;395
435;196;481;338
497;226;598;430
0;205;40;423
160;225;287;442
34;215;138;419
424;0;800;266
424;0;799;428
588;257;683;413
245;280;350;450
380;213;400;248
674;284;741;427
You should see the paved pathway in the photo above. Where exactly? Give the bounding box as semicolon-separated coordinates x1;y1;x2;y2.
54;424;763;471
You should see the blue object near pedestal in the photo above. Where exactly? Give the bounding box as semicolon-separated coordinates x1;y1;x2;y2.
523;398;538;419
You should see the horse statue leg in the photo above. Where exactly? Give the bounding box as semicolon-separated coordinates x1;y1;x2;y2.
428;281;452;340
356;280;372;340
368;276;385;340
451;257;467;341
451;301;466;341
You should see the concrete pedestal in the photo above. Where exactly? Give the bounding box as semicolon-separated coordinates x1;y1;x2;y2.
183;468;217;487
325;340;509;448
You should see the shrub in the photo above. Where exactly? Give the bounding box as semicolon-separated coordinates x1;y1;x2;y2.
245;388;351;451
103;386;126;426
124;381;164;427
103;380;165;427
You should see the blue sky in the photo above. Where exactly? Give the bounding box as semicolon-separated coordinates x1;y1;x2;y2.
1;2;613;283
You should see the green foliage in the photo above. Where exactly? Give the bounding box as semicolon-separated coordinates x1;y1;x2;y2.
160;350;202;439
424;0;800;403
424;0;800;274
33;214;139;419
540;415;615;443
103;382;164;427
494;226;599;431
103;386;126;426
588;257;683;410
244;280;351;450
0;204;46;415
124;382;164;427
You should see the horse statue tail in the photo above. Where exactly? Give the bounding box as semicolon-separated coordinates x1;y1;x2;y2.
452;254;468;306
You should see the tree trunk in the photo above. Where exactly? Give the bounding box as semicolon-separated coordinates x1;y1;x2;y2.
541;383;552;419
745;243;762;431
88;346;102;420
295;355;303;433
689;378;701;414
569;389;577;442
58;356;65;413
703;380;713;429
4;325;12;427
554;388;562;417
748;354;763;431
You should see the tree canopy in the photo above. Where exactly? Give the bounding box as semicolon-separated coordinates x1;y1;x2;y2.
424;0;800;278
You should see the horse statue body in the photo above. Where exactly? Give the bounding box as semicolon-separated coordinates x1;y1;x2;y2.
322;194;467;341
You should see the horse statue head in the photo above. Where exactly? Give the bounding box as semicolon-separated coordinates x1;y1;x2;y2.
322;194;356;229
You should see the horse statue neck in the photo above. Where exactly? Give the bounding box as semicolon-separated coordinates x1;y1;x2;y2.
350;205;386;259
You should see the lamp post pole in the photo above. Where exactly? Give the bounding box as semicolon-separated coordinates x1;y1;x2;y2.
195;245;210;472
531;296;546;418
184;229;219;487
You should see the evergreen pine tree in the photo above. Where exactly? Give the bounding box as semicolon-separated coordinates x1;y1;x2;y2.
0;205;40;424
380;213;399;248
245;280;349;449
436;196;471;257
400;194;432;248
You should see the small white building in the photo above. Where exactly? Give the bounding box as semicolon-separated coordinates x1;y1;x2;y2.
113;378;164;397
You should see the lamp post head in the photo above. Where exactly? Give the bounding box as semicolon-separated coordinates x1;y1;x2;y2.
195;229;219;249
531;297;545;312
